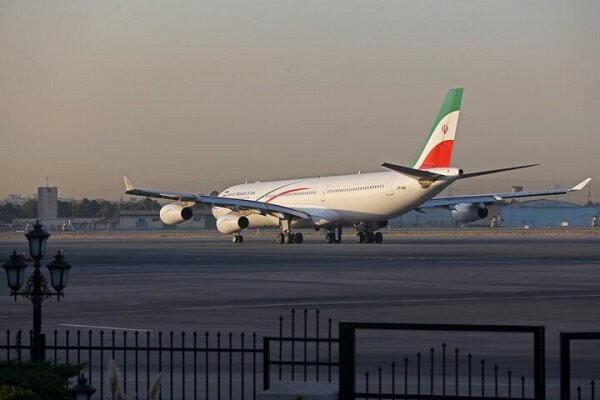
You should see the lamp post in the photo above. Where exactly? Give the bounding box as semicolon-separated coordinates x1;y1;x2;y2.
70;373;96;400
2;221;72;361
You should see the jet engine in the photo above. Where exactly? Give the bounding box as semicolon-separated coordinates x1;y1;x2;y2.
159;203;193;225
451;203;489;224
216;213;250;234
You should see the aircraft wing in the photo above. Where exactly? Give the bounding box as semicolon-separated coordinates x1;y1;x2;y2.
123;177;311;220
419;178;591;209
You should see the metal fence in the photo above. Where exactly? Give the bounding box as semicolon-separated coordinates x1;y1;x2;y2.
560;332;600;400
1;309;335;400
2;314;599;400
339;322;546;400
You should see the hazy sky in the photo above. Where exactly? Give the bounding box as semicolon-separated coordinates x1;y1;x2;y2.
1;1;598;202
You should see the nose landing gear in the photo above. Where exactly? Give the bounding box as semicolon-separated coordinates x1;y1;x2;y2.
232;233;244;243
325;227;342;244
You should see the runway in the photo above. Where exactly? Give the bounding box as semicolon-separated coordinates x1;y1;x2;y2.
0;231;599;392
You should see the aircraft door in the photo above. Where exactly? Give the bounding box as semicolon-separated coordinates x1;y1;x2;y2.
386;176;396;196
321;185;327;202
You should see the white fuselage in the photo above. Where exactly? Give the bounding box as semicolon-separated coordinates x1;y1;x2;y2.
212;170;453;230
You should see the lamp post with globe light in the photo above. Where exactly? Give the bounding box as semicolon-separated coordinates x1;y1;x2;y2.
2;221;72;361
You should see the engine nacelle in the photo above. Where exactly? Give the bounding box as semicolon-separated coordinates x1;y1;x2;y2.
451;203;489;224
216;213;250;234
159;203;193;225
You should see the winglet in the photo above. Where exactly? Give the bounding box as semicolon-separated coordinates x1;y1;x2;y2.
570;178;591;191
123;176;134;192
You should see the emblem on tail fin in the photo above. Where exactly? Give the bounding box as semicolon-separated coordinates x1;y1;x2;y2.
413;88;463;170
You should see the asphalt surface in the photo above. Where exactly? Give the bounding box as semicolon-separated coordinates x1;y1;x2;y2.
0;230;599;397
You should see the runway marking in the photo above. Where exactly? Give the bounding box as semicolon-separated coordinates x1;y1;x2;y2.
59;324;152;332
87;293;600;315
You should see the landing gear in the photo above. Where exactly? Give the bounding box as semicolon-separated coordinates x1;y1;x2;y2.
326;227;342;244
275;219;304;244
232;233;244;243
355;230;383;244
275;231;304;244
326;232;335;244
374;232;383;243
356;232;365;243
276;232;285;244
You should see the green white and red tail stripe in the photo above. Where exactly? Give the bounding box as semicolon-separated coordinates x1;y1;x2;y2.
413;88;463;170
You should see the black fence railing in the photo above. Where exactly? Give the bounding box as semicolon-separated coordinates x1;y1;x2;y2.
263;308;339;390
2;314;599;400
560;332;600;400
1;309;336;400
338;322;545;400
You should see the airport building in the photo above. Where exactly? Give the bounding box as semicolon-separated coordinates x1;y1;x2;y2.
389;199;598;229
498;199;598;228
119;207;216;230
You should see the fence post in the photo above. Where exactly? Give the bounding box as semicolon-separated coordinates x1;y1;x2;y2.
560;333;570;400
263;337;271;390
339;322;356;400
534;326;546;400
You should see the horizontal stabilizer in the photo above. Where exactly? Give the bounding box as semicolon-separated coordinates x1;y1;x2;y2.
571;178;592;191
456;164;538;179
381;163;440;179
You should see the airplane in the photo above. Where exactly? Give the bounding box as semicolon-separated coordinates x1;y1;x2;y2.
123;88;591;244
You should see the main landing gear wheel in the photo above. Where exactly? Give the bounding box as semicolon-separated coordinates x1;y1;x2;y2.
232;234;244;243
284;232;294;244
325;232;335;244
276;231;303;244
356;232;365;243
356;231;382;244
276;232;285;244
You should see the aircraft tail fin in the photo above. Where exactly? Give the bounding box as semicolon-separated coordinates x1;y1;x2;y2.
413;88;463;170
123;176;134;192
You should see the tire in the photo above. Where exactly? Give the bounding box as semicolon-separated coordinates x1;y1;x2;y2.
294;232;304;244
356;232;365;243
365;232;374;244
374;232;383;243
325;232;335;244
276;232;285;244
284;232;293;244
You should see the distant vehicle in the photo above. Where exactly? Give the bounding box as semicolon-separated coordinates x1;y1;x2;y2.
124;88;590;244
62;220;75;231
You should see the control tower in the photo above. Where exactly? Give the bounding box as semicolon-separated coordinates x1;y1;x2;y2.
37;186;58;220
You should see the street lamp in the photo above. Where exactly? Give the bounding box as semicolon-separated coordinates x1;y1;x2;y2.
70;373;96;400
25;220;50;260
2;251;27;295
2;221;72;361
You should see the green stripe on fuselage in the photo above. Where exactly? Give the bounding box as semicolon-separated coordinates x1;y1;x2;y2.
255;183;293;202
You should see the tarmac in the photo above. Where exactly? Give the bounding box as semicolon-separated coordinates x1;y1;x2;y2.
0;229;599;394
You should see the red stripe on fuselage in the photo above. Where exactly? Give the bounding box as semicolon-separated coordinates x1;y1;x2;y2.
418;140;454;169
265;188;310;203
